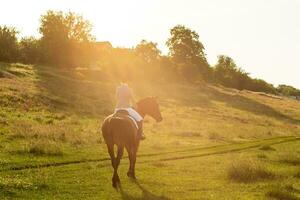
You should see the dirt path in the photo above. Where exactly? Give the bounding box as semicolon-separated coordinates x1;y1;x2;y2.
2;136;299;171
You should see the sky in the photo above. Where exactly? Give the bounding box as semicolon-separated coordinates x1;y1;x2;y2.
1;0;299;88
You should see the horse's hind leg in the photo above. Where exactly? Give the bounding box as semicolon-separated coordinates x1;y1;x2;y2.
126;146;137;179
107;144;115;168
107;144;118;188
112;145;124;188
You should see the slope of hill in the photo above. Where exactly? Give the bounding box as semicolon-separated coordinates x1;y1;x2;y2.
0;63;299;199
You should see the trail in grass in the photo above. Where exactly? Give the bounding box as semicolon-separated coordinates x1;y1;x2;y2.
2;136;299;171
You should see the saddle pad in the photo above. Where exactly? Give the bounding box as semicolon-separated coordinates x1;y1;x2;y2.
115;109;139;129
127;115;139;129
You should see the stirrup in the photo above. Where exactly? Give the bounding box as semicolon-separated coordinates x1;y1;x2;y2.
140;134;146;140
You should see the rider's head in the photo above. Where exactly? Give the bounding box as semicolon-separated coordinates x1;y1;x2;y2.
120;74;130;85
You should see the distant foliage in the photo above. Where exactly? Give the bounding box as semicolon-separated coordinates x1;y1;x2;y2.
134;40;179;82
214;55;276;94
19;37;41;64
135;40;161;64
0;11;299;94
246;78;276;94
39;10;95;67
277;85;300;96
166;25;210;81
0;26;19;62
214;55;249;89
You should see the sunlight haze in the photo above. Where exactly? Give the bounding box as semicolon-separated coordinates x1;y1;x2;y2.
1;0;299;88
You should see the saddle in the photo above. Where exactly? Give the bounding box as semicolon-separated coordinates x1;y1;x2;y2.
113;109;138;129
114;109;130;116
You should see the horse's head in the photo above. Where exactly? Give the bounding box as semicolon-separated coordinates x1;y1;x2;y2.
137;96;163;122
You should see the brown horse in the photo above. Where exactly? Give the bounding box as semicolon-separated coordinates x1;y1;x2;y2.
101;97;163;188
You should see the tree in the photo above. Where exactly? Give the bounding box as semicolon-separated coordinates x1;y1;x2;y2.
214;55;252;89
0;26;19;62
158;56;178;81
39;10;94;66
214;55;277;93
214;55;240;87
19;37;41;64
166;25;210;81
248;79;276;94
135;40;161;64
277;85;300;96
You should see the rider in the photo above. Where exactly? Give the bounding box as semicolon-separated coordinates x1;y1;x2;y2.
115;81;145;140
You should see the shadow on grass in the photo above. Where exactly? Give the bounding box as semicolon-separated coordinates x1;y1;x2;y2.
34;65;114;116
0;188;17;199
158;83;300;124
119;180;170;200
10;63;299;123
0;62;32;78
206;86;300;124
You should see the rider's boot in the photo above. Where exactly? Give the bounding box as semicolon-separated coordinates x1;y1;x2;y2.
137;120;145;140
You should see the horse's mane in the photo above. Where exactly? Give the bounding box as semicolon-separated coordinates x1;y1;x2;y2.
137;96;155;104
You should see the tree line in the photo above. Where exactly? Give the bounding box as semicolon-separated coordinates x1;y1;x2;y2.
0;10;299;96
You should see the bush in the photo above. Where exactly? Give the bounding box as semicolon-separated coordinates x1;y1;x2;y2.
267;186;299;200
0;26;19;62
294;171;300;178
19;37;41;64
26;139;63;156
213;55;277;94
278;154;300;166
277;84;300;96
259;145;276;151
227;160;275;183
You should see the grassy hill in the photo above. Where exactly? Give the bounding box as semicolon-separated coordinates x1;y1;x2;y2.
0;63;299;199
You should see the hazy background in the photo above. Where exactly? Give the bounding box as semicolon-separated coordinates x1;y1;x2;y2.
1;0;299;88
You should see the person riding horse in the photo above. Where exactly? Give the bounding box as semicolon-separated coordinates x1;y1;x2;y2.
102;82;162;188
114;82;145;139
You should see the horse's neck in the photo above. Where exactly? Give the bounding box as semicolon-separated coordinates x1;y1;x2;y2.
137;104;146;119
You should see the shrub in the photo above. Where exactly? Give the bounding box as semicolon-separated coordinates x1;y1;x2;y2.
208;132;223;141
19;37;41;64
294;171;300;179
267;187;298;200
259;145;276;151
11;127;64;156
257;153;267;159
227;160;275;183
0;26;19;62
26;139;63;156
279;154;300;166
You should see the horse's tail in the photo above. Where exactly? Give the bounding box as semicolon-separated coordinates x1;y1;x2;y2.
109;116;137;136
109;116;130;128
102;115;138;148
110;116;123;121
102;116;128;136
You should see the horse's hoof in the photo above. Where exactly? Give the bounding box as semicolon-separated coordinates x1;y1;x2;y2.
127;172;136;179
112;176;121;188
112;181;121;189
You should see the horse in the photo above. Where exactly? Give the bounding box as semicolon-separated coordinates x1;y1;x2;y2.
101;96;163;188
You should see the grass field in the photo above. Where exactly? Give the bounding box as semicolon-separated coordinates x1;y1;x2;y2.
0;63;300;199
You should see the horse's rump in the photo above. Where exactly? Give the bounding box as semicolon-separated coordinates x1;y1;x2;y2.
102;115;138;146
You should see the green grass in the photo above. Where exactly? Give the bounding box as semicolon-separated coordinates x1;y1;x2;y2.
1;62;300;199
267;185;300;200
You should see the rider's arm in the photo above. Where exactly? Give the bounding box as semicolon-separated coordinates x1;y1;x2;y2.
115;87;119;101
129;88;137;108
